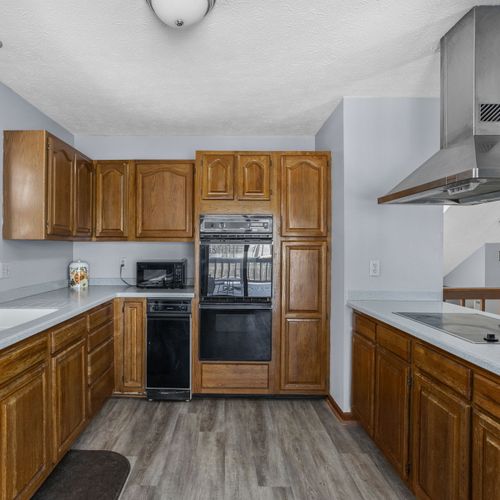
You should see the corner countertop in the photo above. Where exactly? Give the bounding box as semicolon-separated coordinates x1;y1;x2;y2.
347;300;500;376
0;286;195;351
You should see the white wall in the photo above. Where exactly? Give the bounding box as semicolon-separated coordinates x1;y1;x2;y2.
316;97;443;411
0;83;74;294
73;134;314;280
444;246;486;287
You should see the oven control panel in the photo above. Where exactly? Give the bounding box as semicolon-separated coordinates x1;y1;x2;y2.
200;215;273;235
147;300;192;314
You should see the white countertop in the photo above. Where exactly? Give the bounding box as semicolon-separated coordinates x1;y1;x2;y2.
0;286;195;351
348;300;500;376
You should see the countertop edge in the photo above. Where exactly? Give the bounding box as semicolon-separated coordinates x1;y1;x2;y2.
348;300;500;377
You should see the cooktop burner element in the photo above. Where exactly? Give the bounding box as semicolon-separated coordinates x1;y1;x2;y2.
394;312;500;344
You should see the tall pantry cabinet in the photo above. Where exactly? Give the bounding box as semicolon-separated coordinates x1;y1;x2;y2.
279;154;330;393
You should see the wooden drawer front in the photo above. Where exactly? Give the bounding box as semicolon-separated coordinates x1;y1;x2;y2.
0;334;47;387
88;321;113;352
50;316;87;354
413;343;471;399
88;302;113;332
377;324;410;361
88;338;114;385
88;366;114;417
474;373;500;419
353;314;376;341
201;364;269;390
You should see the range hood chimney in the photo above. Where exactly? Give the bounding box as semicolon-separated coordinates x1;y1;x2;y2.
379;6;500;205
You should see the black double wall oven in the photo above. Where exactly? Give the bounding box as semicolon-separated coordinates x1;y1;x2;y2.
199;215;273;362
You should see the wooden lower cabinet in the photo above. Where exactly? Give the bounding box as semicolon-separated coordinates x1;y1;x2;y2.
351;332;375;434
51;338;87;462
120;300;146;393
374;347;410;479
0;363;50;500
412;372;471;500
472;411;500;500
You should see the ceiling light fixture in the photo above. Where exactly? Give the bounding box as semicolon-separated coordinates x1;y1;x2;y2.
146;0;216;28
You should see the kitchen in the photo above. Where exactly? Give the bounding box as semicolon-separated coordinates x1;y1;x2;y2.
0;1;499;499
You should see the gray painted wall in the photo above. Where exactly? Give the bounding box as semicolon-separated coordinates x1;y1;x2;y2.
315;97;443;411
0;83;74;293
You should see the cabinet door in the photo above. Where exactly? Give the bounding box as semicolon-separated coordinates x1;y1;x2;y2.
473;411;500;500
351;332;375;435
51;339;87;462
0;364;50;500
281;154;328;237
412;372;470;500
95;161;129;239
47;135;74;237
74;153;93;238
374;347;410;478
281;241;327;392
237;154;271;200
122;300;145;393
136;162;194;239
201;154;235;200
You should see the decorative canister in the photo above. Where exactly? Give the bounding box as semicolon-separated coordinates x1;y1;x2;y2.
69;259;89;290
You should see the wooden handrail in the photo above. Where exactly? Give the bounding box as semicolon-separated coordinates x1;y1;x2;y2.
443;287;500;311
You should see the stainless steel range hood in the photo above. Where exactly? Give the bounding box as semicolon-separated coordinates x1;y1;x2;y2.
379;6;500;205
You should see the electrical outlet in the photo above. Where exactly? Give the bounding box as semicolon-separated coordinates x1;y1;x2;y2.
369;260;381;277
120;257;126;268
0;263;10;279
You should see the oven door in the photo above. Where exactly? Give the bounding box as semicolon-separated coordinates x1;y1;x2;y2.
199;303;272;361
200;241;273;300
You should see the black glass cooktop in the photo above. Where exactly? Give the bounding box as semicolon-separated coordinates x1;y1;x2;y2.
394;312;500;344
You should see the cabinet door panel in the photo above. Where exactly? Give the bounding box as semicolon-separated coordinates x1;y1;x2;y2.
374;347;410;478
283;242;327;315
352;332;375;435
237;154;271;200
122;300;145;393
201;154;234;200
136;162;193;238
51;339;87;462
281;318;325;391
74;153;93;238
412;372;470;500
473;411;500;500
47;135;74;237
281;155;328;237
0;364;50;500
95;161;129;239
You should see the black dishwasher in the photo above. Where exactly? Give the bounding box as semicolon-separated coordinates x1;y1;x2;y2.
146;299;191;401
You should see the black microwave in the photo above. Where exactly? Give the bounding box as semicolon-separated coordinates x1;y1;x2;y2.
136;260;187;289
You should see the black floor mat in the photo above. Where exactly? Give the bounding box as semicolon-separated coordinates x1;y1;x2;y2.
33;450;130;500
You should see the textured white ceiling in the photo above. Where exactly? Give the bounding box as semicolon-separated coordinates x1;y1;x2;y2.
0;0;497;135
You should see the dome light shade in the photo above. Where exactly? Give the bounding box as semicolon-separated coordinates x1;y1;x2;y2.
147;0;216;28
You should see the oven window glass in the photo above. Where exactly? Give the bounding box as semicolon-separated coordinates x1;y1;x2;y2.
200;243;272;299
200;307;272;361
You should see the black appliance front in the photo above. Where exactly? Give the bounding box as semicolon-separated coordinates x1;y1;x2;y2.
137;260;186;289
146;300;191;401
199;303;272;361
199;242;272;300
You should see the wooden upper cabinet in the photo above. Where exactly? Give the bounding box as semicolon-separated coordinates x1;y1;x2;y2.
412;372;471;500
351;332;375;435
121;300;145;393
74;153;93;238
374;347;410;479
202;154;235;200
237;154;271;200
281;241;327;392
473;411;500;500
95;161;130;240
135;161;194;239
0;363;50;500
46;134;75;237
281;154;329;237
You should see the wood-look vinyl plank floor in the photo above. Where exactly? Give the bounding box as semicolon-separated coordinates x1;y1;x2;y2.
74;398;414;500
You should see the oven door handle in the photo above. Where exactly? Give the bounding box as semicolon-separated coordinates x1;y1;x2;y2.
147;313;191;319
199;302;272;310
